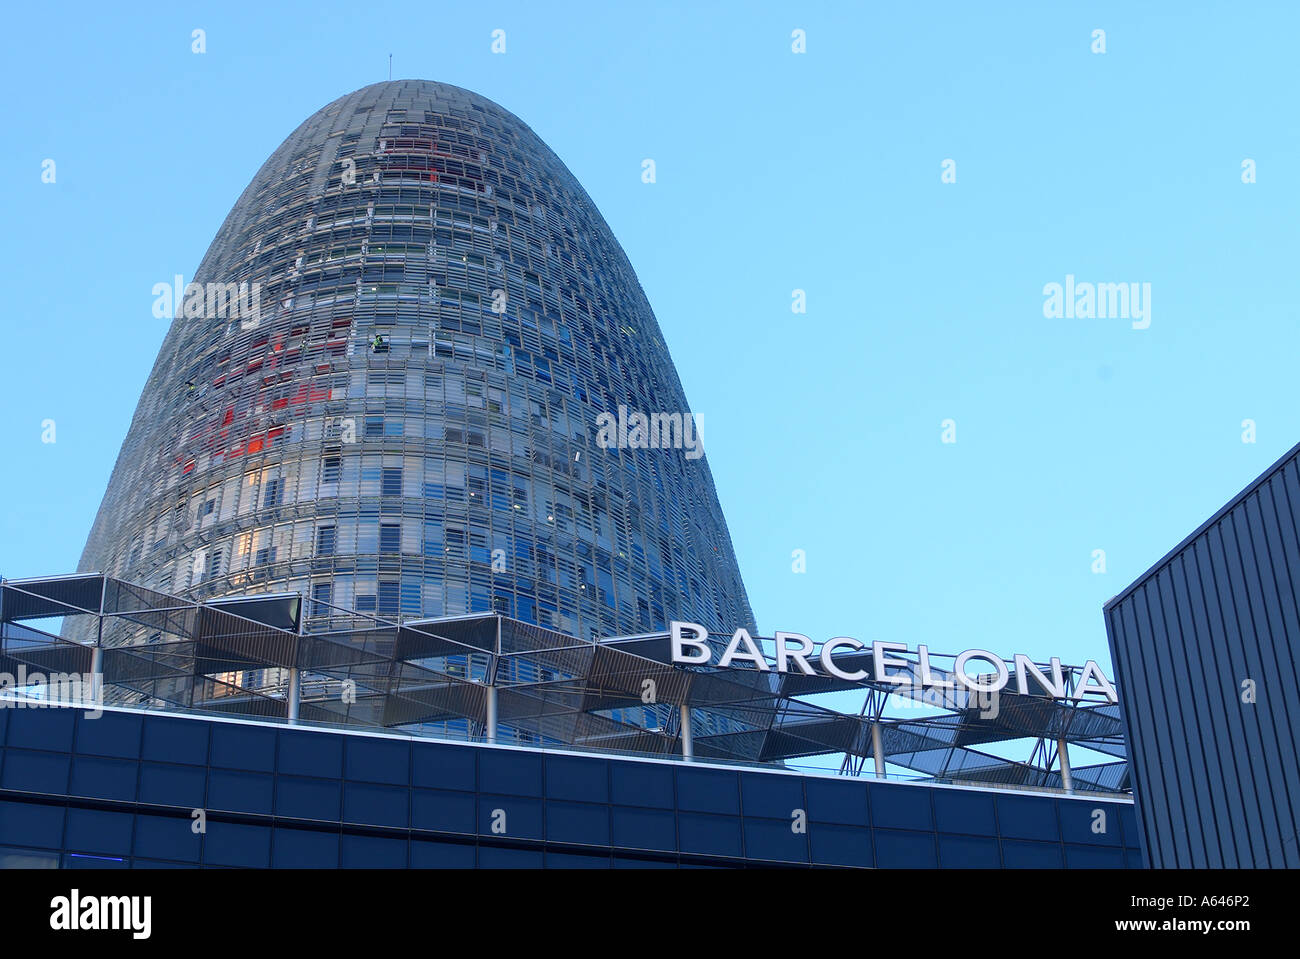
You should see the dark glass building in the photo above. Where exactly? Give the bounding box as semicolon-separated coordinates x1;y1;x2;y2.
79;79;753;649
0;702;1142;869
1104;441;1300;868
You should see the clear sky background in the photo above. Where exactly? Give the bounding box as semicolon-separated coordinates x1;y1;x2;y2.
2;1;1297;692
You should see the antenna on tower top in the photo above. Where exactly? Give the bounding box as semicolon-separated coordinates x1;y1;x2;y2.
388;54;392;81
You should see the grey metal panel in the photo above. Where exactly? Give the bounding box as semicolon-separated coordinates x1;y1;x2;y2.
208;593;302;632
1105;442;1300;868
0;574;105;620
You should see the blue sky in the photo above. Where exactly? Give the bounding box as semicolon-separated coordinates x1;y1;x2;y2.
2;0;1297;689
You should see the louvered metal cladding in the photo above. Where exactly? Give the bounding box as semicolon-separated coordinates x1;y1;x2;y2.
74;80;756;647
1105;439;1300;866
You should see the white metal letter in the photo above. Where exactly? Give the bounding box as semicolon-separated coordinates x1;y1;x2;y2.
670;621;712;665
775;631;816;675
718;628;769;670
821;637;868;681
872;641;911;686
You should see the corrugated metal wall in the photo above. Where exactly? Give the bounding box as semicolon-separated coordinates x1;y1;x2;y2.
1105;442;1300;868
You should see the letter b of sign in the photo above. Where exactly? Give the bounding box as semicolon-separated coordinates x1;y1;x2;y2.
670;621;712;664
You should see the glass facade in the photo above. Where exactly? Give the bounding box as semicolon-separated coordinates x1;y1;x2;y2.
1104;441;1300;868
78;79;753;644
0;704;1142;869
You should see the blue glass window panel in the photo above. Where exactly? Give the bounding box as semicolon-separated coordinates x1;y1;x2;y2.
740;773;804;820
611;761;673;808
341;833;407;868
743;818;808;864
869;784;933;831
75;710;142;759
2;749;69;793
343;782;409;828
139;762;206;808
479;749;542;796
412;788;476;834
546;850;611;868
203;822;271;868
272;828;339;868
411;839;476;868
546;801;610;846
276;776;341;821
544;755;608;803
611;806;676;851
874;829;937;868
0;845;59;868
65;853;128;869
809;823;873;867
133;859;192;869
134;814;201;863
937;834;1000;868
678;812;742;858
1060;802;1122;845
805;779;869;826
6;708;75;751
933;789;996;835
676;768;739;815
210;723;276;772
613;855;676;869
344;737;409;786
278;730;343;779
141;716;208;765
0;708;6;742
412;742;476;791
1002;840;1063;868
65;809;133;857
69;756;136;802
478;796;543;840
1065;843;1126;868
208;769;274;815
1119;805;1141;847
0;800;65;848
997;795;1060;841
1125;848;1145;869
479;845;542;868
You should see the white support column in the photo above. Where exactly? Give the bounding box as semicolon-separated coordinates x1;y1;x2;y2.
485;619;501;744
679;704;693;760
287;667;300;725
89;601;104;712
92;597;104;679
1058;737;1073;794
871;723;886;778
485;685;498;744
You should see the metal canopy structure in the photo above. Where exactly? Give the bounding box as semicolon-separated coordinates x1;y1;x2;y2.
0;573;1129;795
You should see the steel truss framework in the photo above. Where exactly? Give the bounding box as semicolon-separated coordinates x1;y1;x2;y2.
0;573;1129;794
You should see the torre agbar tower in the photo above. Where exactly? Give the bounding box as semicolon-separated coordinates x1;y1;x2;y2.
80;80;754;646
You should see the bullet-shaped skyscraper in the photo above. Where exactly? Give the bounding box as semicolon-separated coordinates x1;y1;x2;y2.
80;80;754;644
